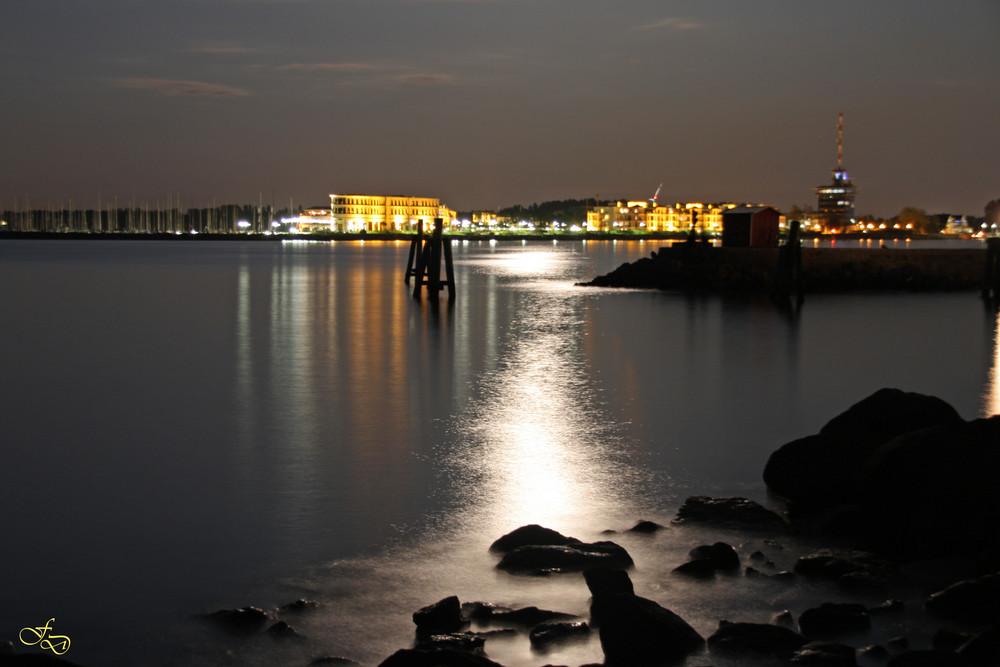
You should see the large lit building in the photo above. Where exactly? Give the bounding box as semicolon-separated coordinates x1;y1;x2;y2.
814;113;858;231
328;195;455;233
586;200;742;234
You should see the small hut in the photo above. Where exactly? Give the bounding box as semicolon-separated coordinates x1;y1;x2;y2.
721;206;781;248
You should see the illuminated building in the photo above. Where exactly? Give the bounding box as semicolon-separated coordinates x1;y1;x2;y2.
586;200;738;234
328;195;455;233
814;113;858;231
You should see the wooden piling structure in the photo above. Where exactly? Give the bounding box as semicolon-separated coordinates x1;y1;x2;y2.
406;218;455;300
773;219;803;302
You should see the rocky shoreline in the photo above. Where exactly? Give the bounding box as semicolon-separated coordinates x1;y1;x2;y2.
4;389;998;666
579;243;986;293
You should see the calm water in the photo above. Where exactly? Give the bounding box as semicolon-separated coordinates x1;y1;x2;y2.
0;238;995;666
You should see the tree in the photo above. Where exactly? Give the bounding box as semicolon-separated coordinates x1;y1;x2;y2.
986;199;1000;226
894;206;932;233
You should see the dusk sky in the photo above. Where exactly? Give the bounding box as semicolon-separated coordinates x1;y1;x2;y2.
2;0;997;218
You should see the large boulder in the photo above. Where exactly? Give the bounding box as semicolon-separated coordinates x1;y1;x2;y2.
377;648;504;667
859;416;1000;555
925;573;1000;624
590;593;704;665
496;541;633;574
413;596;466;637
763;388;963;511
489;525;574;553
672;495;788;532
706;620;809;658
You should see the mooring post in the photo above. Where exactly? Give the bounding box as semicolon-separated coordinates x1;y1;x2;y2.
410;217;455;300
984;238;1000;300
404;220;424;285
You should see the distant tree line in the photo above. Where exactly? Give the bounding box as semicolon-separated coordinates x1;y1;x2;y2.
460;199;590;227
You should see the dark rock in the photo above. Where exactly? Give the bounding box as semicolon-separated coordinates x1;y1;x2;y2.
591;593;704;665
925;573;1000;624
461;602;512;622
496;541;633;574
205;606;269;632
268;620;305;639
763;388;962;512
279;598;322;613
773;610;795;627
672;558;717;579
489;525;574;553
689;542;740;571
957;624;1000;664
888;636;909;651
673;495;789;532
934;628;974;652
310;658;361;666
885;650;964;667
377;647;505;667
790;641;858;666
860;416;1000;556
627;520;664;534
707;620;809;657
869;599;904;615
413;596;466;636
488;606;576;627
794;549;896;582
582;567;634;597
415;633;485;652
798;603;870;639
859;645;890;660
529;622;590;650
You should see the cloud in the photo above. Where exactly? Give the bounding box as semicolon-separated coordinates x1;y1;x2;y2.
188;43;258;55
276;62;378;72
116;78;250;97
634;17;703;31
396;73;454;85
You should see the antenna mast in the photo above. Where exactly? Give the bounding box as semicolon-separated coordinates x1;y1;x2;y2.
837;112;843;171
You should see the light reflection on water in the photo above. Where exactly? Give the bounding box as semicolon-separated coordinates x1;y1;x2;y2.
0;239;996;666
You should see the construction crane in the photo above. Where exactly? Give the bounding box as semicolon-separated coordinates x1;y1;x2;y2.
650;183;663;205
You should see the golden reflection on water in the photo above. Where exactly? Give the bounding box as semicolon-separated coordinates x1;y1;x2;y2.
985;308;1000;416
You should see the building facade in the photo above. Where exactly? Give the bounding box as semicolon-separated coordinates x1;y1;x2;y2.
586;201;741;234
328;195;455;233
815;168;858;231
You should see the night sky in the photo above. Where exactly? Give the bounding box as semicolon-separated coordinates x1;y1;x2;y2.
2;0;997;217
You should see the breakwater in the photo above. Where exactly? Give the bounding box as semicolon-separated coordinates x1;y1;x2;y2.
580;244;985;292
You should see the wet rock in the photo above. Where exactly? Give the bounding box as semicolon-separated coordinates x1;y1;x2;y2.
888;636;909;651
859;645;890;661
496;541;633;574
279;598;322;613
764;388;962;512
461;602;512;623
582;567;634;597
957;624;1000;664
488;606;576;627
707;620;809;658
868;599;904;615
673;495;789;532
413;596;467;637
672;558;717;579
934;628;974;652
860;416;1000;556
925;573;1000;624
377;647;505;667
309;657;361;666
690;542;740;571
798;603;871;639
205;606;269;633
268;620;305;639
773;610;795;627
415;632;485;652
489;525;575;553
591;593;704;665
794;549;896;584
790;641;857;666
529;622;590;650
884;650;964;667
627;520;664;534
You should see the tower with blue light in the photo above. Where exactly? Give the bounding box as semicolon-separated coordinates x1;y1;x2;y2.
814;113;858;231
